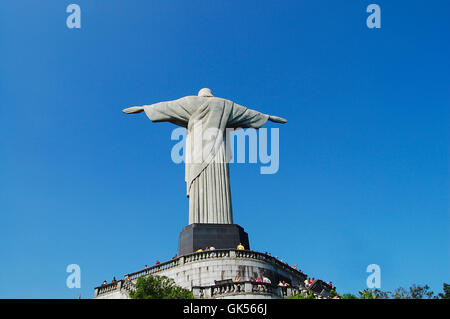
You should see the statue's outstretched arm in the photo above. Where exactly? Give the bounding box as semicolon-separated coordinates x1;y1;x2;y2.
268;115;287;124
122;100;190;127
122;106;145;114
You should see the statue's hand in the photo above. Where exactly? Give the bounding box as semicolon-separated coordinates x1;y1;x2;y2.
269;115;287;124
122;106;145;114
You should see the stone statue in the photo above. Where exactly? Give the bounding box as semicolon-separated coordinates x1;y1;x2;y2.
123;88;287;225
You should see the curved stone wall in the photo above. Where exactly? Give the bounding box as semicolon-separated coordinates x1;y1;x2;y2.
94;249;329;299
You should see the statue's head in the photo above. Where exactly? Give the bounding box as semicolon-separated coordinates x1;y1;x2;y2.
198;88;213;97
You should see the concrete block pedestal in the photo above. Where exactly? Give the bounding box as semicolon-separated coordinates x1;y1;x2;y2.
178;223;250;256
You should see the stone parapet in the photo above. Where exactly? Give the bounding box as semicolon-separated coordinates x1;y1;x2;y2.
94;249;332;299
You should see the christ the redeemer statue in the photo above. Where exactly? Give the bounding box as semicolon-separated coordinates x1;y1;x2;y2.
123;88;286;225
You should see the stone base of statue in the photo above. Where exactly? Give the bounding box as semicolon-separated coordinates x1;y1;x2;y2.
94;248;334;299
178;223;250;256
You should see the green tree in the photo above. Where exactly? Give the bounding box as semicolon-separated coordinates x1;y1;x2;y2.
129;275;193;299
314;282;445;299
392;284;435;299
438;283;449;299
357;289;390;299
391;287;409;299
289;290;315;299
306;290;315;299
409;284;435;299
358;289;376;299
289;293;307;299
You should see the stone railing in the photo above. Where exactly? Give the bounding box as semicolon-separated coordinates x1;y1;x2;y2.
234;250;307;280
124;249;306;283
94;278;328;299
94;249;322;298
122;279;136;292
126;258;181;281
184;249;231;263
94;279;136;298
192;281;326;299
95;282;120;296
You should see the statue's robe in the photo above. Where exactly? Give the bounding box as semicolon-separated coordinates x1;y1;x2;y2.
143;96;269;224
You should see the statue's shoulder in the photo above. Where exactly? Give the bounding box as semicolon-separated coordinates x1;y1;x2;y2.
177;96;237;113
210;97;234;105
181;96;232;104
179;95;202;103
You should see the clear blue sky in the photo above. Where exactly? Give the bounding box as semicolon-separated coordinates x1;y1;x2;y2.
0;0;448;298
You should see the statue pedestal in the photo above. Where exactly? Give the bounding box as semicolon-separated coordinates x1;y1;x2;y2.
179;223;250;256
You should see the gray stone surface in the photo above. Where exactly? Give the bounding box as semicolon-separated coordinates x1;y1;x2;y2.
94;249;316;299
122;89;286;225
